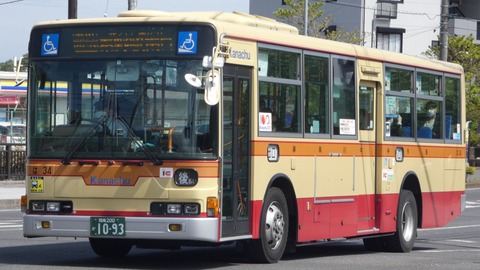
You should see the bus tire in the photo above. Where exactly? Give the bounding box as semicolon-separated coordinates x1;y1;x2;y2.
248;187;289;263
387;190;417;252
89;238;132;257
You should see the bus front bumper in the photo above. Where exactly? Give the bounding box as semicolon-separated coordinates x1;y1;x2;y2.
23;214;219;242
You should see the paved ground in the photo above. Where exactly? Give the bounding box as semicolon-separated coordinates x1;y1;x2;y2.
0;180;24;209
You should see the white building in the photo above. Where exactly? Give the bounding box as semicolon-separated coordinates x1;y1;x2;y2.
250;0;443;57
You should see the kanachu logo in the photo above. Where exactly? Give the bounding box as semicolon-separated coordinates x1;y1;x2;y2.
89;176;132;186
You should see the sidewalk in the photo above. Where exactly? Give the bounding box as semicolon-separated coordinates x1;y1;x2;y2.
0;180;25;209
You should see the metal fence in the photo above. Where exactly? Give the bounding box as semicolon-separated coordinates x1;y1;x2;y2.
0;144;26;180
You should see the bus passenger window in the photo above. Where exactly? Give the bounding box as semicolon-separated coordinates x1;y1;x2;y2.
332;57;355;136
385;96;413;137
305;54;329;134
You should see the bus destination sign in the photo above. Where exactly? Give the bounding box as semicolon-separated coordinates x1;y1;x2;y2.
31;24;215;58
69;26;176;56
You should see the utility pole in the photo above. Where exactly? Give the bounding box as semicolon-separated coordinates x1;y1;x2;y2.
68;0;77;19
304;0;308;36
439;0;449;61
128;0;137;10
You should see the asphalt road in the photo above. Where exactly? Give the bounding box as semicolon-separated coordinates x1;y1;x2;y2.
0;188;479;270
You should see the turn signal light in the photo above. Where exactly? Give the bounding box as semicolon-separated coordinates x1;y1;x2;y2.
20;195;27;212
207;197;219;217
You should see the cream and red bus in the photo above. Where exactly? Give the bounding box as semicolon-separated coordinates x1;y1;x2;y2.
22;10;466;263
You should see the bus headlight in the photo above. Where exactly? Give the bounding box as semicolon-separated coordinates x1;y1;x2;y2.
29;200;73;214
32;201;45;211
47;202;61;212
150;202;200;216
167;204;182;215
184;204;200;215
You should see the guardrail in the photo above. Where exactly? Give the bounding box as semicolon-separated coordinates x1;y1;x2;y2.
0;144;26;180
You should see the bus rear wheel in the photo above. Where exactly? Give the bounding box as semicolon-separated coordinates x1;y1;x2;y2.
89;238;132;258
387;190;418;252
248;187;289;263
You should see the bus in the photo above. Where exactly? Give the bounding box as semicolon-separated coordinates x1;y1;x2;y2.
22;10;466;263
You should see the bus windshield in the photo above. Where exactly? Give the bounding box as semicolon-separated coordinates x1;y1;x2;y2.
28;59;217;161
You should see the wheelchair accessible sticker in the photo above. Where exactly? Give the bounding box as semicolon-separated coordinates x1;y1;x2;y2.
41;33;59;56
177;31;197;54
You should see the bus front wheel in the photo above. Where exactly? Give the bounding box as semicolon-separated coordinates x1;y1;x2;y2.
388;190;418;252
89;238;132;257
248;187;289;263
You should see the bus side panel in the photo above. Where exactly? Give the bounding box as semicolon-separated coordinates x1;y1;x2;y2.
356;194;376;232
328;199;358;238
250;199;262;239
421;190;463;228
375;193;398;233
297;198;330;242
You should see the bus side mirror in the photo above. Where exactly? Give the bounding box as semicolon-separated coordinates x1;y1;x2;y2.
184;70;221;106
204;69;220;105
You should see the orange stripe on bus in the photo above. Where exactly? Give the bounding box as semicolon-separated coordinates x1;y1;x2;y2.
251;140;466;159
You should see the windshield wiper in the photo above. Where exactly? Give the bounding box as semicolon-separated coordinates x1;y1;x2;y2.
61;117;107;165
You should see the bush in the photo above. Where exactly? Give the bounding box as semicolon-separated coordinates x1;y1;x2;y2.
466;166;476;175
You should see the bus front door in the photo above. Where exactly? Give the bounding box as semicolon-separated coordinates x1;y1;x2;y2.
221;65;251;238
358;80;377;232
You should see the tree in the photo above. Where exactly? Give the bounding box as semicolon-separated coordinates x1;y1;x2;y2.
423;34;480;146
273;0;364;45
0;54;28;72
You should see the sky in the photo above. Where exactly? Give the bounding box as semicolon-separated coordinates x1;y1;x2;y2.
0;0;249;62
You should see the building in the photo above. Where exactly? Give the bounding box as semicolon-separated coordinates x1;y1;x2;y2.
0;71;27;123
249;0;444;57
449;0;480;43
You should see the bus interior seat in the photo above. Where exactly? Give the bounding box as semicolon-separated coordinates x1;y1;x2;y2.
445;115;452;139
403;126;411;137
417;126;432;138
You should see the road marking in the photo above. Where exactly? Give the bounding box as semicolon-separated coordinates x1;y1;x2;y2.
419;249;480;253
420;224;480;231
466;200;480;209
446;239;476;244
0;220;22;231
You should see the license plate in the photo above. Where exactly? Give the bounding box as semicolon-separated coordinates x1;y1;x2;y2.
90;217;126;237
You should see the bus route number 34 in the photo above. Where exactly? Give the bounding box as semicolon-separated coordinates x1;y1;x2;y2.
90;217;126;237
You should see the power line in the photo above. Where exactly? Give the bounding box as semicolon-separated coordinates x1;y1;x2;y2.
0;0;23;6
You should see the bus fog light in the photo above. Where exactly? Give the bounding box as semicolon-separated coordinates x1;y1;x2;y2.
169;224;182;231
184;204;199;215
32;202;45;211
41;221;51;229
46;202;60;212
167;204;182;215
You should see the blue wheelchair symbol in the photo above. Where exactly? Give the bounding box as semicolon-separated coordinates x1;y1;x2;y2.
178;31;197;54
41;34;59;56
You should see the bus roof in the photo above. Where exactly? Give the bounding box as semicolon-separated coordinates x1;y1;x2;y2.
32;10;463;75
